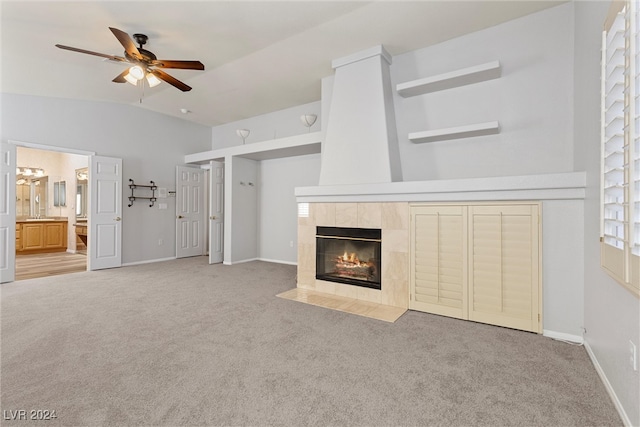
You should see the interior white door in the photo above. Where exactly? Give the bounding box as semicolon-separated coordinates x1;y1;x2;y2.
0;142;16;283
89;155;123;270
176;166;205;258
209;161;224;264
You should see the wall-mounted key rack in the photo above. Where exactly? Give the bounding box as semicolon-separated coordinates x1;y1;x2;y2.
128;179;157;207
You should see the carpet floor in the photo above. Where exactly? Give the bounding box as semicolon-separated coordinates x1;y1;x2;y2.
1;257;621;426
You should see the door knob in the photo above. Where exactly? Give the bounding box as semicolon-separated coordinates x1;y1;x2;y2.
115;217;121;221
210;216;217;220
177;215;184;219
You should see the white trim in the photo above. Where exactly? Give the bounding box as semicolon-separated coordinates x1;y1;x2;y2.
184;132;322;164
258;258;297;266
296;172;586;203
9;140;96;156
332;45;392;69
584;341;633;427
224;257;259;265
121;256;176;267
543;329;584;344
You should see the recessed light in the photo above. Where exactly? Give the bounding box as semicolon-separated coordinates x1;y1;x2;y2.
180;108;190;114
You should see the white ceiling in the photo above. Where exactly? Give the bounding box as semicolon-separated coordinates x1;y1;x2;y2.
1;1;565;127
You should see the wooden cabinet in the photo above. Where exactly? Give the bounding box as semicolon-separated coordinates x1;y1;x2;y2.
16;221;68;254
15;223;21;251
22;223;45;250
410;205;468;319
410;203;541;333
75;222;88;248
467;204;540;333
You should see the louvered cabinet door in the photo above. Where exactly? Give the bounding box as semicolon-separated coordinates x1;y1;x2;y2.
468;204;540;333
410;205;468;319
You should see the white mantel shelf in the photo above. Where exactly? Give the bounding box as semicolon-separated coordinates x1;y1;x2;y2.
184;131;323;164
295;172;586;203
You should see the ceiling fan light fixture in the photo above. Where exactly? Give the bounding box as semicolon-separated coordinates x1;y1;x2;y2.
129;65;145;80
146;73;162;88
56;28;204;93
124;72;138;86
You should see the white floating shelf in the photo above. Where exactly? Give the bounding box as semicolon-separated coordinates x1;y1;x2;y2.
184;131;323;164
409;121;500;144
397;61;501;97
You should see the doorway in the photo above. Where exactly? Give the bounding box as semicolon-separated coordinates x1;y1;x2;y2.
15;146;89;280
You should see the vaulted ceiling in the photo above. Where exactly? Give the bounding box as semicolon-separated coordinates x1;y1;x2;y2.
1;1;565;127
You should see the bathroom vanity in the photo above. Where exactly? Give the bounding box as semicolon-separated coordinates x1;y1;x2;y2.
16;219;68;254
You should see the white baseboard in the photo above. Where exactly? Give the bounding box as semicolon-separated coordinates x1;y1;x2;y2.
543;329;584;344
224;258;259;266
122;256;176;267
224;258;297;266
258;258;297;266
584;341;632;427
66;249;76;254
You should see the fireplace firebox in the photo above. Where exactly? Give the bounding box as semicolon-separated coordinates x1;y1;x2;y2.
315;227;381;290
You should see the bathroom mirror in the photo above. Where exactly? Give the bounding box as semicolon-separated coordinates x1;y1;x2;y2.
75;168;88;218
15;176;48;218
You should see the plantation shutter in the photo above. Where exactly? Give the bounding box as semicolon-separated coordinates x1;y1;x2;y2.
468;205;540;333
602;4;627;282
601;0;640;291
601;4;630;280
410;205;467;320
632;0;640;285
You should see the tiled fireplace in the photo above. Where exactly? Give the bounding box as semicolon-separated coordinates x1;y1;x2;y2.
316;226;382;289
297;202;409;309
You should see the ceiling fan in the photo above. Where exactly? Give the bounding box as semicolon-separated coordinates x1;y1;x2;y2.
55;27;205;92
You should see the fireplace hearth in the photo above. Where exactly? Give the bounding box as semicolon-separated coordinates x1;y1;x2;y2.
315;227;382;290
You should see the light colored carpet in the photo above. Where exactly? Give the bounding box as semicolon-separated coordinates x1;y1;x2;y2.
1;257;621;426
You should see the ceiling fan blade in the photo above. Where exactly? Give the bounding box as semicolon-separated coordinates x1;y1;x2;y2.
55;44;127;62
150;69;192;92
112;69;129;83
150;60;205;70
109;27;142;60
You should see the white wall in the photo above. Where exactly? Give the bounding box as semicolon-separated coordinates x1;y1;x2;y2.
392;3;575;181
258;153;320;263
541;199;584;337
230;156;259;263
211;102;323;264
575;1;640;425
2;94;212;264
211;101;321;150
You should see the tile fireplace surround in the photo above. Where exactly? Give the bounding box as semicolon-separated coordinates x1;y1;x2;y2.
297;203;409;309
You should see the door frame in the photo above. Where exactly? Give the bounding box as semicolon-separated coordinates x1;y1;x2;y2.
6;139;96;281
208;160;224;264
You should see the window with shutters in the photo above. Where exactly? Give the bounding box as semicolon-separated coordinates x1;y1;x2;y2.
601;0;640;295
